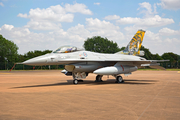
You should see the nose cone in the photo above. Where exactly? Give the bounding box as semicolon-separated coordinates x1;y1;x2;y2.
22;55;48;66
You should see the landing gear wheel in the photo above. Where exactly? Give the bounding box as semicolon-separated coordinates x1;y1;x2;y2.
116;76;124;83
73;79;78;85
95;75;103;82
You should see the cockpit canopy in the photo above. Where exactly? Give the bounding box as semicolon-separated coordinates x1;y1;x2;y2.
53;45;82;53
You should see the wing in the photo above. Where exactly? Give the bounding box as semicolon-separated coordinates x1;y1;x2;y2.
58;59;168;66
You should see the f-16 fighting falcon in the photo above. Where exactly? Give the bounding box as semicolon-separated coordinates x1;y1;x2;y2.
22;30;168;84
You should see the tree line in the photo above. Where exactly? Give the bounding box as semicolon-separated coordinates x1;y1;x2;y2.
0;35;179;70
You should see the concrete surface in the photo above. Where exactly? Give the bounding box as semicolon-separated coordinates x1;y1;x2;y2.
0;70;180;120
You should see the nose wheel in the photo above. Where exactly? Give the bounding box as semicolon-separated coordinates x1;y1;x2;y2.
73;79;84;85
115;76;124;83
73;79;78;85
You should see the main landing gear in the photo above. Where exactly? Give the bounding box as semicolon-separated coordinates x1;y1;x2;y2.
95;75;103;82
72;73;124;84
95;75;124;83
115;75;124;83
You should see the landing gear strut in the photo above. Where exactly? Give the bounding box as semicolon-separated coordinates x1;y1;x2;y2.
72;72;87;84
95;75;103;82
115;75;124;83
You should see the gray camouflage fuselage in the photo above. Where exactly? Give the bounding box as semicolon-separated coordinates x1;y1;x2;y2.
23;50;145;73
22;30;168;84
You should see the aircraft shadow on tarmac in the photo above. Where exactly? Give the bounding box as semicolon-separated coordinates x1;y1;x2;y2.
11;79;158;89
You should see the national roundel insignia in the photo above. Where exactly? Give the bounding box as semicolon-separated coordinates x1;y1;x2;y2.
83;52;87;57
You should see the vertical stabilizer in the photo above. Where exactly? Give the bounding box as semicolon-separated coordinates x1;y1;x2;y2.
118;29;145;55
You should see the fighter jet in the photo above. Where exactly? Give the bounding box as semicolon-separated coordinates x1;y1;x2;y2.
22;30;168;84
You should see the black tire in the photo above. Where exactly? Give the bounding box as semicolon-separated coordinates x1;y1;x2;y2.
95;75;103;82
73;79;78;85
116;76;123;83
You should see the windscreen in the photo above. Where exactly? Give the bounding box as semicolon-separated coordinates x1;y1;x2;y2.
53;46;77;53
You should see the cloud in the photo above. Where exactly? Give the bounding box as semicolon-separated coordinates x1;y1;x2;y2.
157;0;180;10
17;3;92;30
104;15;120;20
159;27;180;35
25;20;62;30
86;18;119;31
0;2;4;7
145;30;161;42
123;28;180;55
85;18;124;42
138;2;157;17
1;2;179;55
116;2;174;28
1;24;14;30
141;30;180;55
117;15;174;28
67;24;90;40
18;5;74;22
164;38;180;43
1;21;180;55
0;24;31;44
65;18;124;42
64;3;93;15
17;13;28;18
0;24;68;53
117;17;141;25
94;3;100;5
0;17;125;54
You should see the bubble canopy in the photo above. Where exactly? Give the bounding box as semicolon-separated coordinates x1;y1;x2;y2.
52;45;82;53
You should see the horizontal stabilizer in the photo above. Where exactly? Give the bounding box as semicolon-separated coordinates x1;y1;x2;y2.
141;63;166;70
150;60;169;62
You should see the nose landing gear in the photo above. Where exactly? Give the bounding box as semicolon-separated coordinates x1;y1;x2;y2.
73;79;78;85
72;72;87;85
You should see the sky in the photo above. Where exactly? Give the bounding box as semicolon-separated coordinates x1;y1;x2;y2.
0;0;180;55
